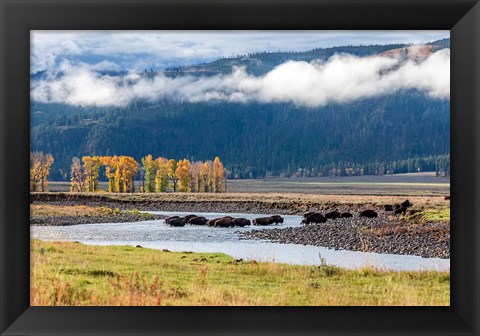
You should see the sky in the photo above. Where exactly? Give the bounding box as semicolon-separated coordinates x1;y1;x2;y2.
31;30;449;73
30;31;450;108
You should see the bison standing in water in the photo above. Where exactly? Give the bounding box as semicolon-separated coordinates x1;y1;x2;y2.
360;209;378;218
165;216;180;224
183;214;198;222
233;218;251;227
188;216;208;225
253;217;274;225
302;212;326;225
168;217;187;227
269;215;284;225
214;217;235;227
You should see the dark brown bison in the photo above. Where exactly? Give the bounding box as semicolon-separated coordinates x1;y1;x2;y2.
325;211;341;220
394;204;402;209
253;217;274;225
401;200;413;208
215;217;235;227
269;215;284;225
188;216;208;225
360;209;378;218
444;195;450;200
302;212;326;225
165;216;180;224
383;204;394;211
340;212;353;218
303;211;316;218
207;218;223;227
183;214;198;222
168;217;187;227
233;218;251;227
394;207;407;215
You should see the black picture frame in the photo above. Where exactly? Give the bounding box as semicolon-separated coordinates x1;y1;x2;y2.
1;0;479;335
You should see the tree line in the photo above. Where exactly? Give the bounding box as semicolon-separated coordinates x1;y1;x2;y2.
69;155;225;193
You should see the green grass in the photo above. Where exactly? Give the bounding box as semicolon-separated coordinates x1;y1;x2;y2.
407;207;450;223
31;240;450;306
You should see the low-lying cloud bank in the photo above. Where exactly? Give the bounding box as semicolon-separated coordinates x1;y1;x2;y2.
31;49;450;108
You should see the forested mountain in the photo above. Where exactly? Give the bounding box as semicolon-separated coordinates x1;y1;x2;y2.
30;39;450;181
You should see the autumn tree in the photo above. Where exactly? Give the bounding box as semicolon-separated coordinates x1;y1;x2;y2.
100;156;118;192
212;157;224;193
154;157;169;192
141;154;157;193
201;161;214;192
70;157;85;192
82;156;101;192
114;156;139;193
175;159;192;192
167;159;178;192
30;152;54;192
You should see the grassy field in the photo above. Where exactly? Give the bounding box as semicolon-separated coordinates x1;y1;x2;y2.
31;240;450;306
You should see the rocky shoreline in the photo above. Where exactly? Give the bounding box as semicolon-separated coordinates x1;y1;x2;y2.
239;215;450;259
30;212;165;226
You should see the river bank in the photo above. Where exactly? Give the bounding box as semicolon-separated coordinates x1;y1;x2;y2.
30;204;164;226
31;239;450;306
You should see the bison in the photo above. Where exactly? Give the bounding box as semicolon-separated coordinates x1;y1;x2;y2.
165;216;180;224
214;217;235;227
303;211;316;218
401;200;413;208
383;204;394;211
444;195;451;200
233;218;251;227
340;212;353;218
360;209;378;218
168;217;187;227
394;207;407;215
302;212;326;225
188;216;208;225
253;217;274;225
183;214;198;222
325;211;341;220
269;215;284;225
207;218;223;227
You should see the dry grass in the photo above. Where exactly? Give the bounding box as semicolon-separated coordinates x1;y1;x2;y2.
30;204;118;217
31;240;450;306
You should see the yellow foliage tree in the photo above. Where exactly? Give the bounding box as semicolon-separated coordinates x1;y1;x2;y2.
30;152;54;192
175;159;192;192
141;154;157;193
100;156;118;192
212;157;224;193
154;157;169;192
82;156;101;192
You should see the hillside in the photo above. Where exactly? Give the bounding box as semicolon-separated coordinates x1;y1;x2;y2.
30;39;450;181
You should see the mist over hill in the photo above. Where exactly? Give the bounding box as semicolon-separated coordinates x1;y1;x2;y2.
30;39;450;181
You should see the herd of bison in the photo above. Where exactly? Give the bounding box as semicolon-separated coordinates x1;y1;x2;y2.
165;199;416;228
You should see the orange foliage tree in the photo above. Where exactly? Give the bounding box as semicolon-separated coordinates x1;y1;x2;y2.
175;159;192;192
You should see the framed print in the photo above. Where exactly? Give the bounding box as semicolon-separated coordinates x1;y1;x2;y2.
1;0;479;335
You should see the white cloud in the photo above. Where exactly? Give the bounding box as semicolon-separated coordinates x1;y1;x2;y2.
31;49;450;108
